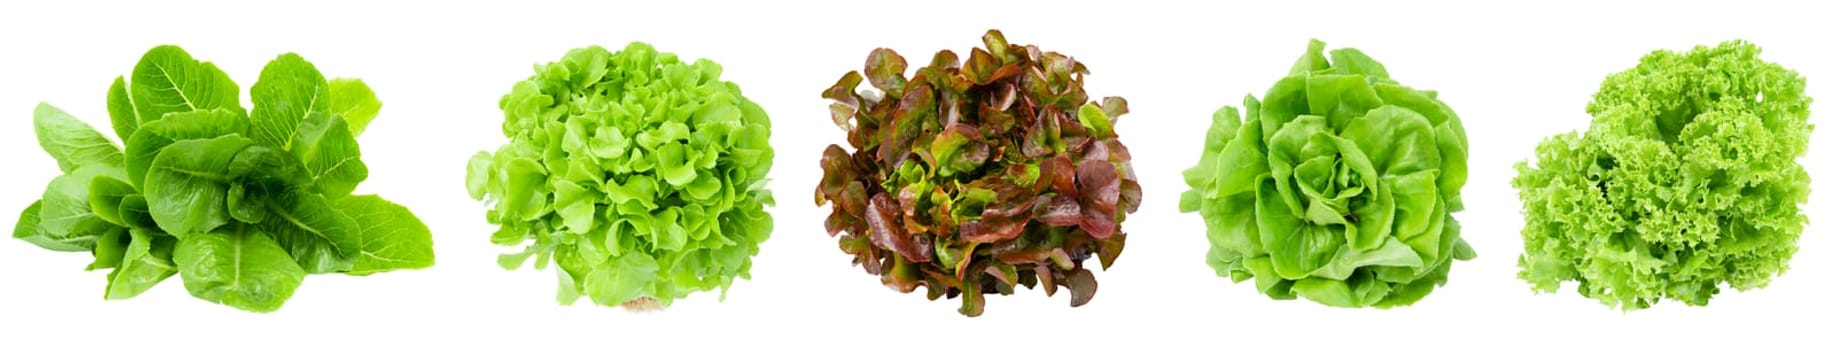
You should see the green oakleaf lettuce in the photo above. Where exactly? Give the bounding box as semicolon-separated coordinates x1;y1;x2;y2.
1180;40;1474;308
14;45;433;313
817;30;1141;317
1513;40;1812;310
468;43;774;310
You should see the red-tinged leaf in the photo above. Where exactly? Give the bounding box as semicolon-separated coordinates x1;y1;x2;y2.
960;196;1036;243
1118;179;1143;214
1049;248;1074;270
825;208;855;236
839;182;867;218
964;48;1001;85
883;259;922;293
982;29;1010;60
1105;139;1133;162
985;262;1019;287
959;280;985;316
922;267;963;290
1100;96;1129;119
1077;159;1121;211
1097;234;1125;269
995;248;1053;265
829;103;857;133
941;94;963;126
1082;137;1110;162
1038;195;1082;226
929;50;960;70
823;71;864;107
867;193;932;262
1067;268;1098;307
1037;264;1058;296
878;83;935;169
1079;205;1118;239
865;48;908;94
898;185;921;217
989;83;1018;112
1040;155;1077;195
818;145;856;197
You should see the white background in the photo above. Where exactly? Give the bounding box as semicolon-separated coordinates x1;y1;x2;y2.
0;0;1829;348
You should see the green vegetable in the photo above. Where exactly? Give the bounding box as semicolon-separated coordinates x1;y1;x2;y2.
1513;40;1812;310
14;45;434;312
468;43;774;310
1180;40;1474;308
817;30;1140;316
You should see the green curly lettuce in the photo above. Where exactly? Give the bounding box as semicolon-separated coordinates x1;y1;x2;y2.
468;43;775;310
1513;40;1812;310
1180;40;1474;308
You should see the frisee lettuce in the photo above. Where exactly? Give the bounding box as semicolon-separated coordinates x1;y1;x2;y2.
468;43;775;310
15;45;434;313
1513;40;1812;310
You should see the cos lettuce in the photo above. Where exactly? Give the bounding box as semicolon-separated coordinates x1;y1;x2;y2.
468;43;775;310
1180;40;1474;308
1513;41;1812;310
14;45;433;313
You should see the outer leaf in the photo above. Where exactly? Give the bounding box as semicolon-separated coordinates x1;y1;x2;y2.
328;78;382;136
174;226;306;313
107;77;142;142
105;229;178;300
35;103;125;172
130;45;243;121
262;191;360;274
337;195;435;275
250;53;330;150
35;165;128;251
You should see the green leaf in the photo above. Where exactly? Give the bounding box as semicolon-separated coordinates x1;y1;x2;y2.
584;253;659;306
88;228;130;270
143;135;254;238
105;229;178;300
106;77;143;142
328;78;382;136
261;191;359;274
87;176;138;225
125;109;249;188
466;151;494;200
174;226;305;313
130;45;244;121
35;103;125;173
290;113;368;198
1076;102;1114;138
34;165;128;251
250;53;330;150
337;195;435;275
1341;105;1440;176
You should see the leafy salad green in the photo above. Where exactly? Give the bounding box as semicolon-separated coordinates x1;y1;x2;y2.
1180;40;1474;308
15;45;434;312
1513;40;1813;310
468;43;774;310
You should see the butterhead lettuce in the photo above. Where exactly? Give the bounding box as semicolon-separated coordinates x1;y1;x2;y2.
1181;40;1474;308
